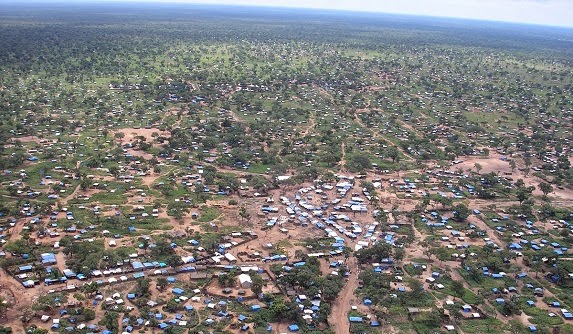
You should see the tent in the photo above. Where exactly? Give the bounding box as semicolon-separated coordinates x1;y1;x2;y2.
288;324;299;332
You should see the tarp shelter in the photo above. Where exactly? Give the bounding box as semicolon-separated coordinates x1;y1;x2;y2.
288;324;299;332
41;253;57;264
131;262;144;271
19;265;33;272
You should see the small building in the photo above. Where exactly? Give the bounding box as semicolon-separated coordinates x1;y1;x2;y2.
238;274;252;289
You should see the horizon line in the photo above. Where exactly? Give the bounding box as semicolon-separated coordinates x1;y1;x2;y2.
3;0;573;30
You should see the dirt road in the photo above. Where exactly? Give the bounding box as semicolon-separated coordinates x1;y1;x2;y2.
328;256;358;334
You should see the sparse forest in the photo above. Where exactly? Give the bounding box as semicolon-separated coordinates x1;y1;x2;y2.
0;3;572;334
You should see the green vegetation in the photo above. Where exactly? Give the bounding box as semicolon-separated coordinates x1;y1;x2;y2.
0;2;571;333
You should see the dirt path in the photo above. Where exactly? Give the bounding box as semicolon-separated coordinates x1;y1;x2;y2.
467;215;506;249
328;256;357;334
8;219;25;242
312;84;334;102
301;111;316;137
339;142;346;172
0;270;37;324
61;184;81;204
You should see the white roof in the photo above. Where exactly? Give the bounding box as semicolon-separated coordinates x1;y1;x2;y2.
238;273;252;284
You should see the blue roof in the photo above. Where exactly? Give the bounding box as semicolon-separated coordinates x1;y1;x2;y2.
288;324;299;331
132;261;144;270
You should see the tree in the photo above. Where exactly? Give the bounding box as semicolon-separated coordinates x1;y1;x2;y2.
394;248;405;264
451;280;465;298
166;254;182;268
157;277;168;291
386;146;399;163
80;178;91;191
250;273;263;295
99;311;119;332
345;153;372;173
474;162;482;174
516;185;535;205
164;299;182;313
167;201;189;219
539;182;553;197
238;206;250;224
509;159;516;173
453;203;470;221
501;295;522;316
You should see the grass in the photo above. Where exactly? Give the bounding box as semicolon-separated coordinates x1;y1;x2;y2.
197;206;221;223
523;306;564;326
459;317;505;334
246;163;272;174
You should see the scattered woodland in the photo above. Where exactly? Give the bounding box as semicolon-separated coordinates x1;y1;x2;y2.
0;3;573;334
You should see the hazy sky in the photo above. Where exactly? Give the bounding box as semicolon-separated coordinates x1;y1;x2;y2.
86;0;572;27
